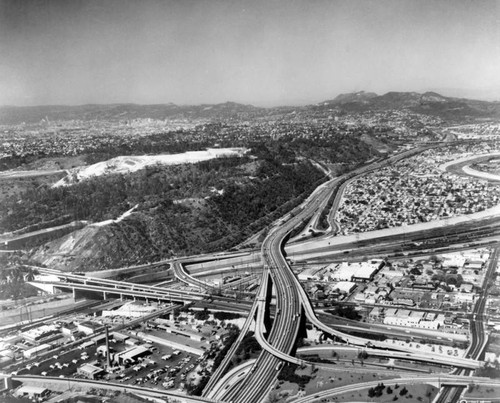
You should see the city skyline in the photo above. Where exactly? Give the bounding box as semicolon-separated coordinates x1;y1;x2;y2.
1;0;499;107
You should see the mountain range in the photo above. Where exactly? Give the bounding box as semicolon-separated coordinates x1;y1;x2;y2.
315;91;500;119
1;91;499;124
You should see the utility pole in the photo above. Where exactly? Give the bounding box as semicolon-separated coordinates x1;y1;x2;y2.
105;326;111;370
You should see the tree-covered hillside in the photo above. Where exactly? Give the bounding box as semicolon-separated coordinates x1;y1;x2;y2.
1;134;379;271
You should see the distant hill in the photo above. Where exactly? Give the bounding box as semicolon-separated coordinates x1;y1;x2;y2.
316;91;500;120
1;91;500;124
330;91;378;104
0;101;265;125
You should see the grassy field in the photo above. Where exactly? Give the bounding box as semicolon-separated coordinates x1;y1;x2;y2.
332;383;438;403
272;365;438;403
275;366;393;401
463;384;500;400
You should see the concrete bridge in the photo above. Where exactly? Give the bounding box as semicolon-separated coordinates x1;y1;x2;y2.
29;267;206;303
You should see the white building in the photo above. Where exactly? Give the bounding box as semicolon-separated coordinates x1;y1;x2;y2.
331;281;356;294
77;321;102;335
383;309;438;328
441;253;466;268
102;301;157;318
329;262;379;282
23;344;52;359
459;283;474;293
298;267;323;281
455;293;475;303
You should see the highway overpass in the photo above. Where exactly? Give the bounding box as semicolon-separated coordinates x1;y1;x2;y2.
29;267;206;303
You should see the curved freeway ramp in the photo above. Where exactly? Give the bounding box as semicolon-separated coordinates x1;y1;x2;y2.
11;375;217;403
172;260;260;293
211;145;483;403
291;376;500;403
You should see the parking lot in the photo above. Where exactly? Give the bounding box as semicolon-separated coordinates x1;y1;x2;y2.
16;345;98;378
16;338;208;392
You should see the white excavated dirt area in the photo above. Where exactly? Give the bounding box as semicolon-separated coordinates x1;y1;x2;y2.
53;148;248;187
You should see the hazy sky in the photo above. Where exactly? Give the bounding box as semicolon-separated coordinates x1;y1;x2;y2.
1;0;499;106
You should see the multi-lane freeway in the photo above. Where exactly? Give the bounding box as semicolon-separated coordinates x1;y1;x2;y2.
205;147;483;403
200;144;495;403
219;228;305;402
171;215;500;284
15;142;500;403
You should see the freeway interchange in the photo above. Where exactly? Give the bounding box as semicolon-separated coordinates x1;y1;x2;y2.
21;143;500;403
197;145;493;403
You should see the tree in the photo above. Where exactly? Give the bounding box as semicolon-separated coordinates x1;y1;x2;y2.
430;254;440;263
358;350;369;360
194;308;210;321
267;391;281;403
410;267;422;275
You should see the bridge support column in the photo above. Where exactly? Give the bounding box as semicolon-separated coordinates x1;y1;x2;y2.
263;273;274;336
3;376;12;390
103;291;107;300
120;294;123;301
72;288;76;300
291;305;307;357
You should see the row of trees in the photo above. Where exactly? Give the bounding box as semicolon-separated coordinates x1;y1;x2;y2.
325;305;361;320
368;384;409;398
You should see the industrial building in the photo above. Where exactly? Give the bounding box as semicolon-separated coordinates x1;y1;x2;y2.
23;343;52;359
328;261;380;282
16;386;50;400
77;363;105;379
113;345;151;366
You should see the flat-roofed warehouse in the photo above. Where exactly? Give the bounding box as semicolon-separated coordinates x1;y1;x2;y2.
113;345;151;365
77;363;104;379
23;343;52;359
328;262;380;282
16;386;49;399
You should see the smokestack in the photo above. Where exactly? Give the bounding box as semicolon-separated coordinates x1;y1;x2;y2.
105;326;111;370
